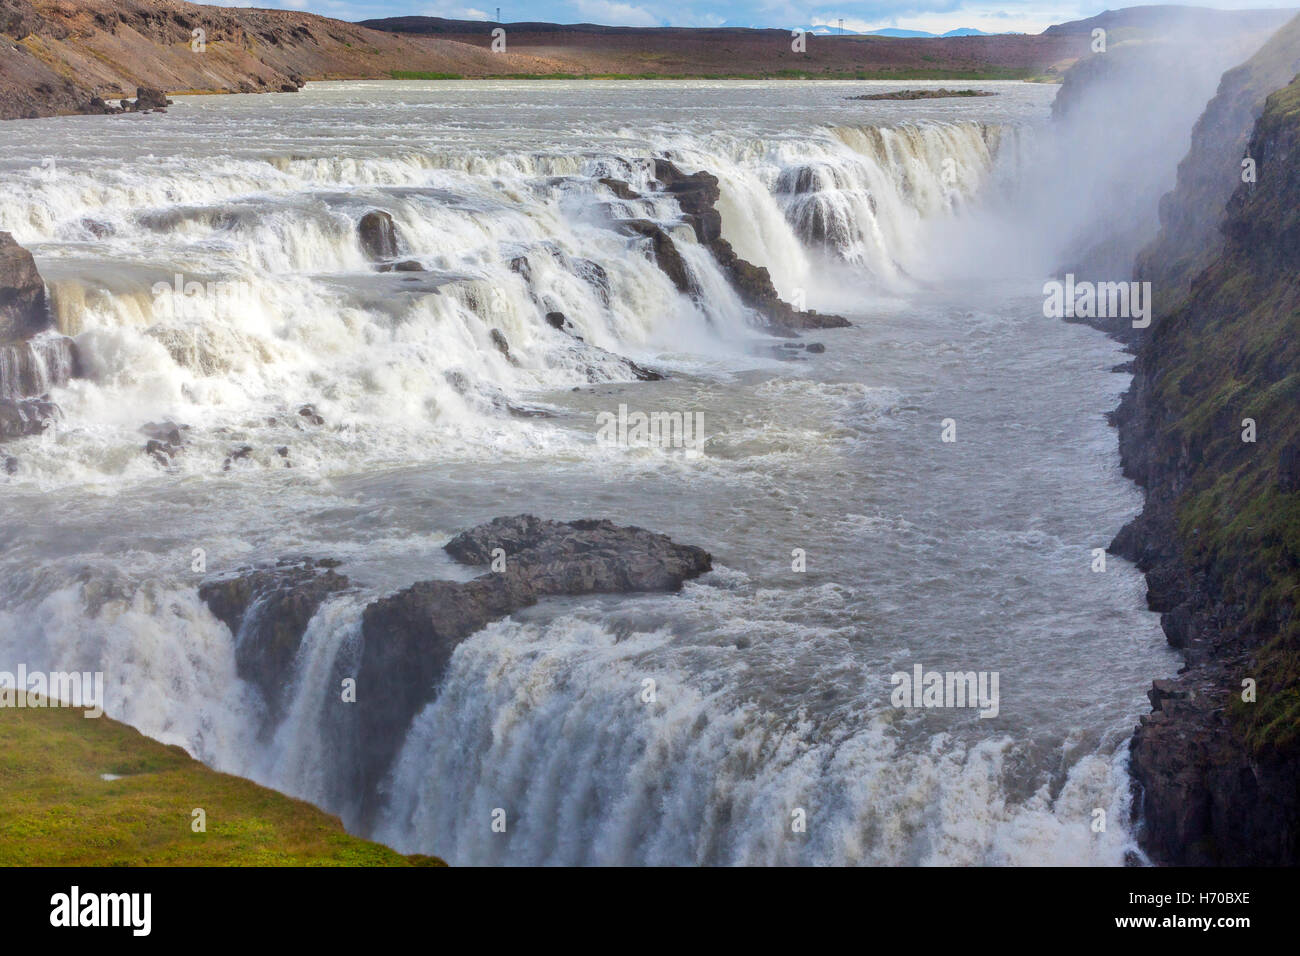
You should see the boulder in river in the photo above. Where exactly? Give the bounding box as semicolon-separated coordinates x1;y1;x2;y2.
132;87;171;111
0;232;51;343
358;211;399;261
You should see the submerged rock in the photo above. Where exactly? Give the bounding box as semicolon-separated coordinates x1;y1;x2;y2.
358;211;399;261
0;396;57;442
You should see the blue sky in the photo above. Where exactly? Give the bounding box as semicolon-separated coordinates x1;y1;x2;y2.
226;1;1298;36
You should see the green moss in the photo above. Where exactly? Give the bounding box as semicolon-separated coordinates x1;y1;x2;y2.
0;695;445;866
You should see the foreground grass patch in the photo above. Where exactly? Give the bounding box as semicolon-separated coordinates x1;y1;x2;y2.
0;695;443;866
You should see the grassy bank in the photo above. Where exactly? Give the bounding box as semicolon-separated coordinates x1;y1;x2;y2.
0;694;444;866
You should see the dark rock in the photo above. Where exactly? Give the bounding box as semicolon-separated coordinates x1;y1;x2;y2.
80;218;114;238
0;232;51;343
509;255;532;283
545;311;567;330
3;455;16;475
198;559;351;721
599;177;641;200
358;211;399;261
392;259;425;272
133;87;170;110
140;419;187;465
618;218;693;294
352;515;712;803
644;160;851;332
0;396;56;442
0;334;78;400
222;444;253;471
297;404;324;426
489;328;510;356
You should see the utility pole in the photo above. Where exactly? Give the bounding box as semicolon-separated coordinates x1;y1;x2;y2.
496;7;501;23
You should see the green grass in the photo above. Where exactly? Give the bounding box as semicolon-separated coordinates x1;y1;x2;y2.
0;694;445;866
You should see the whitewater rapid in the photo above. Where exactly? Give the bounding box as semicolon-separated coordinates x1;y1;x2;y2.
0;80;1175;865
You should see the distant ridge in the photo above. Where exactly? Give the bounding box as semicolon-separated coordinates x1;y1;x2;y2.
1042;4;1296;36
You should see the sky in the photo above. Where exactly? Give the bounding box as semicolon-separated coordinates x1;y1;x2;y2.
221;1;1299;36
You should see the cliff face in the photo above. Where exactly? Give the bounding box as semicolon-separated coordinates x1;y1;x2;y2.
1135;13;1300;309
1116;74;1300;864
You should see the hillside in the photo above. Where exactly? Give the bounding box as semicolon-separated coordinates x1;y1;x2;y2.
0;693;445;865
360;16;1086;79
0;0;562;120
1042;4;1295;39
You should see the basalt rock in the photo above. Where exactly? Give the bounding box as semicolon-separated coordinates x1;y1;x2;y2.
353;515;711;802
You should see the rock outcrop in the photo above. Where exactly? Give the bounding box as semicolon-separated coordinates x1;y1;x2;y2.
641;159;850;333
198;558;350;721
0;232;77;406
353;515;711;796
199;516;711;812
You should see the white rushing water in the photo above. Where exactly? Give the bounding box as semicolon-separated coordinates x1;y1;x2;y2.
0;80;1176;864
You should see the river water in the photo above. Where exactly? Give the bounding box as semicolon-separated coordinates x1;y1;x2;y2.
0;80;1176;864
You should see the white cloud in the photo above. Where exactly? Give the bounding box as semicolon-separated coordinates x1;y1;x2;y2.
422;2;492;17
570;0;663;27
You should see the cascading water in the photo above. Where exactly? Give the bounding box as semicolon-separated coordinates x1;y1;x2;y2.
0;81;1172;866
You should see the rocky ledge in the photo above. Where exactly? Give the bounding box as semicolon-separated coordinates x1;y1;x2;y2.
611;159;850;334
198;515;712;809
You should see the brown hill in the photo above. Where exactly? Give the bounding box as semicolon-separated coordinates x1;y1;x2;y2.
0;0;563;119
363;16;1088;79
